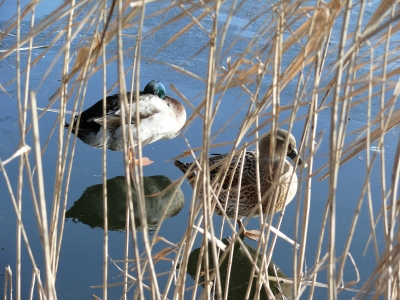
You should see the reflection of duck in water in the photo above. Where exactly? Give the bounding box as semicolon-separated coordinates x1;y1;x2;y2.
187;238;291;299
65;80;186;165
174;129;307;240
65;175;184;231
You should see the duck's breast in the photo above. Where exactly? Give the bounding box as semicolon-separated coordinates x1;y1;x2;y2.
274;161;298;211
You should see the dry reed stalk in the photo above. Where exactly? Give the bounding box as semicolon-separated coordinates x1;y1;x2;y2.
3;266;12;300
100;3;109;300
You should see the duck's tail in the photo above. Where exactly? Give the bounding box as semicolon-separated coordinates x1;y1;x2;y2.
174;160;196;180
173;160;190;173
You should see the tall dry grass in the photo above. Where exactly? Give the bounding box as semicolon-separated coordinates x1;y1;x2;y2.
1;0;400;299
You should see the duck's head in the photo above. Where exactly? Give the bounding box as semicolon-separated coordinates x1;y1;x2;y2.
143;80;166;99
260;128;307;168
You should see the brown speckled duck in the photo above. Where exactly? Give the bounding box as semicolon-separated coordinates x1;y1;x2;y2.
174;128;307;240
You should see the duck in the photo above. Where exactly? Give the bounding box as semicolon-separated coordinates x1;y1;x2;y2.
65;80;186;165
174;128;307;240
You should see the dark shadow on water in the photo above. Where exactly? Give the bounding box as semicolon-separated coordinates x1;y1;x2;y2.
65;175;184;231
187;238;292;300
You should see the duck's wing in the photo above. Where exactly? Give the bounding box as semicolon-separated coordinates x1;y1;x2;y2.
80;93;121;122
92;94;164;129
207;151;257;189
68;93;124;131
128;94;165;120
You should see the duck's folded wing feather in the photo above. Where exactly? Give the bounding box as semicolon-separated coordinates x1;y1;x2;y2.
92;95;165;129
92;115;122;129
115;95;164;119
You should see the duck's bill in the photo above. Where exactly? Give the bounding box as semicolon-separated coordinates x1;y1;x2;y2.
288;149;308;168
297;156;308;168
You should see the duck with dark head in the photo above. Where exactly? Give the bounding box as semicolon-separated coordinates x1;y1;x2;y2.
66;80;186;166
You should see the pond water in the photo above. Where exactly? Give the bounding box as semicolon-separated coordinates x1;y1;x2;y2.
1;0;399;299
